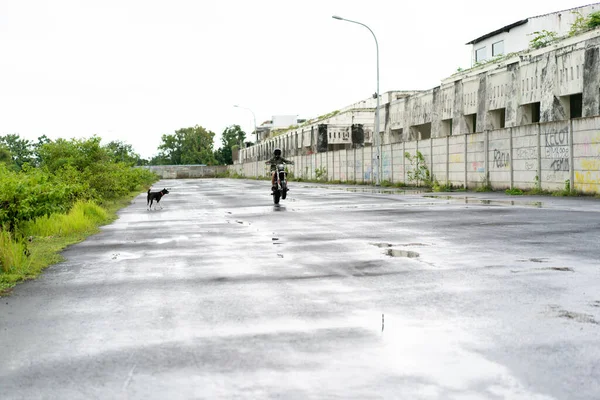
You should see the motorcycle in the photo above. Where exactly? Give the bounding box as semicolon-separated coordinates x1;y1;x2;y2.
272;163;289;204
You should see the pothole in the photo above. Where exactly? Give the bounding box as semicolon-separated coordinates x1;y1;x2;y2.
385;249;419;258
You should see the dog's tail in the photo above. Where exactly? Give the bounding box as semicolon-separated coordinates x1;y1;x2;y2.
147;189;151;194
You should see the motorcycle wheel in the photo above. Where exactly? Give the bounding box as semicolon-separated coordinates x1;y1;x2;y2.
273;189;281;204
281;182;287;199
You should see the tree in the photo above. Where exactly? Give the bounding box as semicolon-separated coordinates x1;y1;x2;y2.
31;135;52;165
0;145;13;166
104;140;141;166
155;125;216;165
0;134;34;170
37;136;110;173
215;125;246;165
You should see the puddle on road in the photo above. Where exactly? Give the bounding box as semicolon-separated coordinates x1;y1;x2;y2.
343;188;426;195
372;242;428;248
385;249;420;258
547;305;598;324
541;266;574;272
371;243;393;248
424;195;543;208
518;258;548;263
300;185;426;195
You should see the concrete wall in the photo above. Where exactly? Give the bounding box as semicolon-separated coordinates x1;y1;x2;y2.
143;165;228;179
231;116;600;194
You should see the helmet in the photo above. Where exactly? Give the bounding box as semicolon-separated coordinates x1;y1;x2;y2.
273;148;281;156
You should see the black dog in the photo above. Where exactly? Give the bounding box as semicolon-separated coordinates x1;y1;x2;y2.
147;188;169;210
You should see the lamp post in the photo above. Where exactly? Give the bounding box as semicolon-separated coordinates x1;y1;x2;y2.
234;105;259;178
332;15;381;186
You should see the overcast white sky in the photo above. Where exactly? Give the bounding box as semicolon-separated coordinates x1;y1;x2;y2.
0;0;592;159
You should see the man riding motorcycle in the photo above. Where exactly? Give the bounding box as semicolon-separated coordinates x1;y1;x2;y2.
265;148;294;194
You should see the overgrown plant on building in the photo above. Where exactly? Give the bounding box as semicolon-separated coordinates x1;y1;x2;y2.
529;30;558;49
526;175;551;195
475;175;493;192
315;166;327;181
404;151;431;187
432;179;453;192
569;11;600;36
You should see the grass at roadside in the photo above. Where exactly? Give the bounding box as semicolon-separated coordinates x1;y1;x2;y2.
0;192;141;295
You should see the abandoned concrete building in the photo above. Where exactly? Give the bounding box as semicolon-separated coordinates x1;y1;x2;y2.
236;4;600;193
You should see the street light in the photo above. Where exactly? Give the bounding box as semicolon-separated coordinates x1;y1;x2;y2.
233;105;259;178
332;15;381;186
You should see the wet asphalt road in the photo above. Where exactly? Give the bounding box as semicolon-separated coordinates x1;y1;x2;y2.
1;179;599;399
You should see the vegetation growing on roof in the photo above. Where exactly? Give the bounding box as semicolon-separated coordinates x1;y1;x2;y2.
528;30;558;49
569;11;600;37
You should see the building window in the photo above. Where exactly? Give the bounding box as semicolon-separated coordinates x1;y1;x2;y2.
475;47;487;63
409;123;432;140
441;119;453;136
465;113;477;133
570;93;583;118
489;108;506;129
492;41;504;57
391;128;403;143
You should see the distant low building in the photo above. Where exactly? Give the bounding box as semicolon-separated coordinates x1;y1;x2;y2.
256;115;305;141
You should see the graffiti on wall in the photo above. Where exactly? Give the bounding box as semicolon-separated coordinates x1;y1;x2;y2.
517;148;536;159
544;127;569;173
471;161;484;172
493;149;510;168
550;158;569;171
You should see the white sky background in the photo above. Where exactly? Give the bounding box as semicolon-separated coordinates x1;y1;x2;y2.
0;0;592;159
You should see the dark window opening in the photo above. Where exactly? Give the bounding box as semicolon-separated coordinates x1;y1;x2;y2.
391;128;403;143
570;93;583;118
409;123;432;140
532;102;541;123
521;102;541;124
489;108;506;130
441;118;453;136
465;113;477;133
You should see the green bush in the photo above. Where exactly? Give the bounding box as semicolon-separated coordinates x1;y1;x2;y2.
505;188;524;195
587;11;600;29
404;151;431;186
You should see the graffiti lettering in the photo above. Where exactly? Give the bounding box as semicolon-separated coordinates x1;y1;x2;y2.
544;128;569;165
517;148;536;159
493;149;510;168
525;162;535;170
545;146;569;159
550;158;569;172
545;130;568;147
